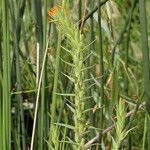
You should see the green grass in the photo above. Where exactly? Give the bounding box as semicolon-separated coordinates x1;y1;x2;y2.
0;0;150;149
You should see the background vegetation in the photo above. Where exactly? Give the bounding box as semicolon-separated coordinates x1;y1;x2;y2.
0;0;150;149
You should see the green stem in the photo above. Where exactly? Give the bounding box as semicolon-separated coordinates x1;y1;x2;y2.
78;0;82;21
39;0;47;149
139;0;150;149
9;0;27;149
85;0;95;138
2;0;11;149
79;0;109;26
124;7;132;149
98;0;104;145
49;31;62;149
73;31;85;150
111;0;137;63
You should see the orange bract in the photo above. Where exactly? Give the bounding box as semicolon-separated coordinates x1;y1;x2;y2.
48;6;63;18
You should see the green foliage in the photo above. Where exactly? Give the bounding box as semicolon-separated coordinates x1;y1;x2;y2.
112;99;135;149
0;0;150;149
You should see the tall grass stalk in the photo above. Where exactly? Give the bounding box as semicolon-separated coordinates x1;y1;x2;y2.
111;0;137;63
30;0;48;149
1;0;11;149
30;41;49;150
39;0;48;149
78;0;82;21
98;0;104;145
142;114;147;150
48;31;62;149
139;0;150;149
124;5;132;149
9;1;26;149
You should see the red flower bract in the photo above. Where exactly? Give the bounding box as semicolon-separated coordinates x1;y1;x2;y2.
48;6;63;18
